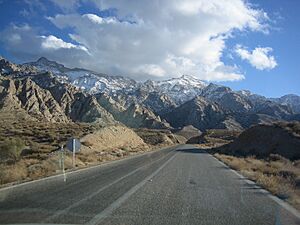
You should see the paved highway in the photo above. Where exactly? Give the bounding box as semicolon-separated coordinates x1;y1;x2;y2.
0;144;299;225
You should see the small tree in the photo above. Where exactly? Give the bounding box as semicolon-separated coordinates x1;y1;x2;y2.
0;138;25;163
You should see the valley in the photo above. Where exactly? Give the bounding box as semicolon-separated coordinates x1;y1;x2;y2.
1;56;300;223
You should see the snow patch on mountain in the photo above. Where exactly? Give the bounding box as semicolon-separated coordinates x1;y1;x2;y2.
144;75;208;104
25;57;137;94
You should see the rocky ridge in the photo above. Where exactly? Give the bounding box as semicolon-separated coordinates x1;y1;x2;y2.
0;56;299;131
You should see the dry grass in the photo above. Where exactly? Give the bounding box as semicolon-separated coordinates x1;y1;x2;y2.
188;129;241;148
0;161;28;184
0;112;177;186
215;153;300;210
0;111;100;155
134;128;183;146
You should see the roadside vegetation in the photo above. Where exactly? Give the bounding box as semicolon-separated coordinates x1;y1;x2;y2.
0;111;183;186
196;123;300;210
134;128;186;146
214;153;300;210
188;129;241;147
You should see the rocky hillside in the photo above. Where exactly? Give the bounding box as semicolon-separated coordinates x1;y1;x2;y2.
24;57;137;94
1;56;300;131
0;57;169;129
0;74;115;124
142;75;207;105
270;94;300;114
162;92;297;132
220;122;300;160
163;96;228;130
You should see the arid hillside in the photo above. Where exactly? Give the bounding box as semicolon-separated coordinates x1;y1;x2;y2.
209;122;300;210
220;122;300;160
0;109;182;186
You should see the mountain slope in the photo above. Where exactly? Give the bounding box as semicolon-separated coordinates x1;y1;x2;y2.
25;57;137;94
96;93;171;129
25;57;300;121
0;75;116;124
0;56;298;131
0;76;69;122
163;96;228;131
221;122;300;160
270;94;300;114
1;58;170;129
143;75;207;104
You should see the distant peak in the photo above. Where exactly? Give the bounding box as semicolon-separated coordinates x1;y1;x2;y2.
180;74;196;79
36;57;52;63
35;57;65;68
239;90;252;96
37;57;48;61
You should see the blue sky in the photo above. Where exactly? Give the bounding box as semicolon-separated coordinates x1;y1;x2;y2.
221;0;300;97
0;0;299;97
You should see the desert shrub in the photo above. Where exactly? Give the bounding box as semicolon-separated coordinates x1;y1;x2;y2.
0;162;28;184
0;138;25;163
82;140;93;147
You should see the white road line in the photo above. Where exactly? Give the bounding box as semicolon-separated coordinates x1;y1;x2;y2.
211;155;300;220
0;145;179;193
43;168;139;223
86;153;178;225
43;150;175;223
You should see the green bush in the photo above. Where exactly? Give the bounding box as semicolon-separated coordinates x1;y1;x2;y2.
0;138;25;163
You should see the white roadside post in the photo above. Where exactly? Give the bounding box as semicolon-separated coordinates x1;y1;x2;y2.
58;146;62;169
72;138;76;168
61;144;66;182
66;138;81;170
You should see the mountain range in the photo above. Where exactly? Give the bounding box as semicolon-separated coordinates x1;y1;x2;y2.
1;56;300;131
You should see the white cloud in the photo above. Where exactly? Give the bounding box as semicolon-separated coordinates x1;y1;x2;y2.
41;35;89;52
0;24;89;66
82;14;104;24
1;0;271;81
235;45;277;70
82;14;117;24
50;0;80;12
134;64;166;77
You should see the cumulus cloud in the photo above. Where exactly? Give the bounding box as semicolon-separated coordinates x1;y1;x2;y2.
134;64;166;77
0;24;89;65
50;0;80;13
41;35;89;52
1;0;271;81
235;45;277;70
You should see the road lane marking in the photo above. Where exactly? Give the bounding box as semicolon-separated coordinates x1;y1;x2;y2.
211;155;300;220
43;149;177;223
86;153;178;225
0;145;180;193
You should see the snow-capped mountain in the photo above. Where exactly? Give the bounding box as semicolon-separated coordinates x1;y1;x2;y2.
270;94;300;113
143;75;208;104
25;57;137;94
25;58;209;104
1;56;300;131
23;57;300;118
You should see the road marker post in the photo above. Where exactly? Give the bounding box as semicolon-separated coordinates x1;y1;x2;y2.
72;138;76;168
61;145;67;182
66;138;81;169
58;148;62;169
60;145;66;182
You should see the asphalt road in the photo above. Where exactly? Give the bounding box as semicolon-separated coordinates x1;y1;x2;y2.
0;144;299;225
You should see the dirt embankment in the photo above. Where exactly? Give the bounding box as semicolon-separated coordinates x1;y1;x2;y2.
0;123;182;186
134;128;186;147
187;129;241;148
80;125;149;159
174;125;201;140
208;122;300;210
214;153;300;210
220;122;300;160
